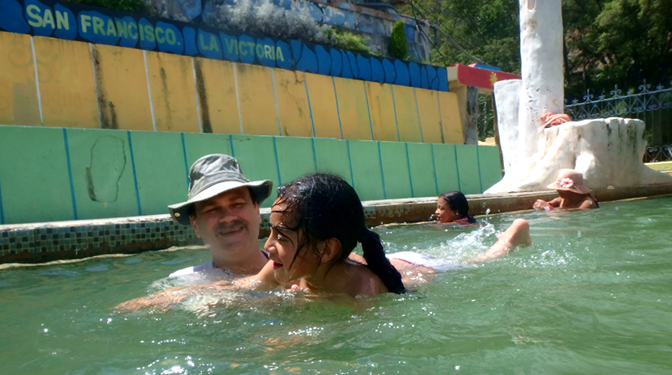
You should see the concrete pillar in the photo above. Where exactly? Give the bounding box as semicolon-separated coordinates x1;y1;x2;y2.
517;0;564;158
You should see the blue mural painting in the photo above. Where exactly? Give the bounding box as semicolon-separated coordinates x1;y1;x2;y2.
0;0;448;91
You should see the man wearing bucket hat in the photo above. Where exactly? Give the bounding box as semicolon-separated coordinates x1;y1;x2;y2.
533;169;600;210
167;154;273;278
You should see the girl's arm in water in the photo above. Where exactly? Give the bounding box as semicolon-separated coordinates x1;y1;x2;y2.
115;261;281;312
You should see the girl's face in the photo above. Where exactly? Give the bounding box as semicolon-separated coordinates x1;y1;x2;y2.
264;201;321;286
435;198;457;223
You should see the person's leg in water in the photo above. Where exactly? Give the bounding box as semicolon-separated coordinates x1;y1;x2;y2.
356;219;532;287
467;218;532;262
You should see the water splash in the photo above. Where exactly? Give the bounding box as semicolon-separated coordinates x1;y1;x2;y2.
384;223;501;270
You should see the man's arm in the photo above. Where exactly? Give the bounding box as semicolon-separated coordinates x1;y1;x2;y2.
115;261;280;312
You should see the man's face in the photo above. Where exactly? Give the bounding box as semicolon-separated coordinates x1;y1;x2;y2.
189;187;261;254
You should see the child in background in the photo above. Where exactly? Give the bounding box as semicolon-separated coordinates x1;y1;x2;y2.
435;191;478;224
533;169;600;211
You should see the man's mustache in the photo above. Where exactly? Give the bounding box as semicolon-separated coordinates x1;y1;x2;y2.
215;220;247;234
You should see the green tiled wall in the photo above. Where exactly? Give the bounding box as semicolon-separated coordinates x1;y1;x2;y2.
130;131;188;215
0;126;502;224
313;138;352;185
231;135;281;207
432;144;461;194
274;137;317;185
407;143;439;198
182;133;233;168
348;140;385;201
455;144;482;194
0;127;74;223
380;142;413;199
478;146;504;191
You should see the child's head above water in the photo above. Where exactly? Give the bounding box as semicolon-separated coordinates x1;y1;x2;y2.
547;169;591;195
435;191;476;224
533;169;599;210
270;173;405;294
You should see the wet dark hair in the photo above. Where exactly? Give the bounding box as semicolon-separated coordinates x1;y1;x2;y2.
275;173;406;294
439;191;477;224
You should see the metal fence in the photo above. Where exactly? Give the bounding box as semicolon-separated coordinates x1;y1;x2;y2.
565;82;672;162
478;82;672;162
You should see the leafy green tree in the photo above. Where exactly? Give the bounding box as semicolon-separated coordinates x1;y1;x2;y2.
398;0;521;74
389;21;409;59
400;0;671;99
563;0;672;98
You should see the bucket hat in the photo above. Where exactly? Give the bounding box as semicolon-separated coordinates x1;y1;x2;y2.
547;169;591;194
168;154;272;225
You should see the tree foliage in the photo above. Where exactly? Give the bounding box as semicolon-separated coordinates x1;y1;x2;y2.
399;0;671;98
389;21;409;59
563;0;672;98
398;0;521;74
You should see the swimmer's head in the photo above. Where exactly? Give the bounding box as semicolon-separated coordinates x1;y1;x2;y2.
547;169;591;195
272;173;405;294
437;191;472;223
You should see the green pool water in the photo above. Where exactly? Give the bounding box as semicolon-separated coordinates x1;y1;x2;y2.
2;196;672;374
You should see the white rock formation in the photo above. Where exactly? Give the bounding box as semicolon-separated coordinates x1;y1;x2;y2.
488;116;672;192
484;0;672;194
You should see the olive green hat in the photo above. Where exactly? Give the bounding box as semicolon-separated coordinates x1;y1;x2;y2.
168;154;272;225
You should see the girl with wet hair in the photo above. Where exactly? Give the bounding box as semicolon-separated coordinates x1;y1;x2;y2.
270;173;405;295
435;191;477;224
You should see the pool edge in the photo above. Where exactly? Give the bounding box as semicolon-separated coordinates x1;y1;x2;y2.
2;184;672;265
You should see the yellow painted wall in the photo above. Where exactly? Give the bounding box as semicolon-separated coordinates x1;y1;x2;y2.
333;77;372;140
195;58;241;134
144;51;200;132
366;82;398;142
273;69;313;137
0;31;466;145
0;32;40;126
304;73;342;139
439;92;465;144
448;82;469;140
236;63;279;136
33;37;99;128
392;85;422;143
415;88;443;143
92;44;153;131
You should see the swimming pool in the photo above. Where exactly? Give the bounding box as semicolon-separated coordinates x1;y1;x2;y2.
2;196;672;373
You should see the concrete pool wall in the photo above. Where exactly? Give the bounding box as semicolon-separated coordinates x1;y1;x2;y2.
0;125;503;224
